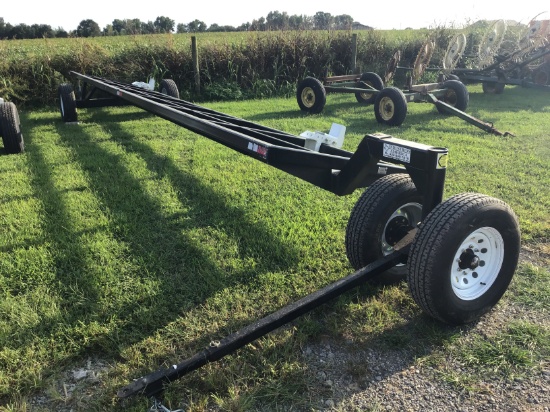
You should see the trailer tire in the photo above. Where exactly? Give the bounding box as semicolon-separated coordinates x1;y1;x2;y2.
355;72;384;104
0;102;25;154
374;87;408;126
482;81;505;94
58;83;78;122
436;79;469;114
297;77;326;114
533;70;548;85
407;193;520;325
160;79;179;98
346;174;422;284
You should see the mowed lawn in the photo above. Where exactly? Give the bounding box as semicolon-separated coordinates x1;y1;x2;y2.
0;82;549;411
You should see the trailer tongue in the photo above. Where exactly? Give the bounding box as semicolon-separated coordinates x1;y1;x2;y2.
118;233;413;400
58;73;521;408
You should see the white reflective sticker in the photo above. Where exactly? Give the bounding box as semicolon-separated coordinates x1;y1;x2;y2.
383;143;411;163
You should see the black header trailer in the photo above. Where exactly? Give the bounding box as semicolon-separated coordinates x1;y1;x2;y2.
58;72;521;410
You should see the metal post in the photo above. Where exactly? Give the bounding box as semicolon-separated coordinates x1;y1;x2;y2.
351;33;358;74
191;36;200;94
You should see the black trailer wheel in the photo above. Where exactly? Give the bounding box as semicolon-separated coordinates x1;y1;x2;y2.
58;83;78;122
374;87;408;126
407;193;520;325
160;79;179;98
346;174;423;283
296;77;326;114
533;70;549;85
436;79;469;114
482;81;505;94
355;72;384;104
0;102;25;154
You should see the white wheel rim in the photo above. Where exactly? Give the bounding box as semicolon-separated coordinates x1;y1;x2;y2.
60;96;65;117
451;227;504;301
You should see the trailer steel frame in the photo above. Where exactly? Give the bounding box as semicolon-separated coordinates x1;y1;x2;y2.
62;72;447;203
58;72;521;409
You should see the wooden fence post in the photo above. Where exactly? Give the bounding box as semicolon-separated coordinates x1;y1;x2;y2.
191;36;200;94
351;33;359;74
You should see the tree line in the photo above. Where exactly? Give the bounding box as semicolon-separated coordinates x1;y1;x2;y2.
0;11;368;39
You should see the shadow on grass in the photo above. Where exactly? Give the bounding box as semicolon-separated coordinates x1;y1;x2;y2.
13;108;301;388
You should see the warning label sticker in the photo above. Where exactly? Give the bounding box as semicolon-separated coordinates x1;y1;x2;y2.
383;143;411;163
248;142;268;158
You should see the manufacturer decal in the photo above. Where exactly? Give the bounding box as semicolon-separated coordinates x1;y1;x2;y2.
383;143;411;163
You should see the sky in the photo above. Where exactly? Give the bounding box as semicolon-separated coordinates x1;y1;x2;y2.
1;1;549;31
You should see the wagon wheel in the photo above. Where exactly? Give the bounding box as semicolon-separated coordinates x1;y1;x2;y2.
296;77;326;114
482;81;505;94
436;80;469;114
384;50;401;84
160;79;179;98
442;33;467;74
407;193;520;325
0;102;25;154
533;69;549;85
476;20;507;69
519;15;550;51
355;72;384;105
346;173;423;284
373;87;408;126
412;39;435;84
58;83;78;123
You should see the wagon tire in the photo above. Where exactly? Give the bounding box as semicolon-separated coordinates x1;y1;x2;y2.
436;79;469;114
296;77;326;114
407;193;520;325
374;87;408;126
160;79;179;98
355;72;384;104
346;174;423;284
58;83;78;122
0;102;25;154
482;81;505;94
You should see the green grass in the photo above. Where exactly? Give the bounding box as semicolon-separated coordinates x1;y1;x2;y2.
0;83;549;410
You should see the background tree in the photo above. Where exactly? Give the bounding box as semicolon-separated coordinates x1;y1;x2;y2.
125;18;142;35
112;19;125;35
141;21;156;34
314;11;333;30
55;27;69;38
76;19;101;37
266;11;289;30
154;16;175;33
187;19;207;32
334;14;354;30
249;17;266;31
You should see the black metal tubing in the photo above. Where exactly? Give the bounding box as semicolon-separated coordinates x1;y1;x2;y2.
67;72;447;202
117;242;411;399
